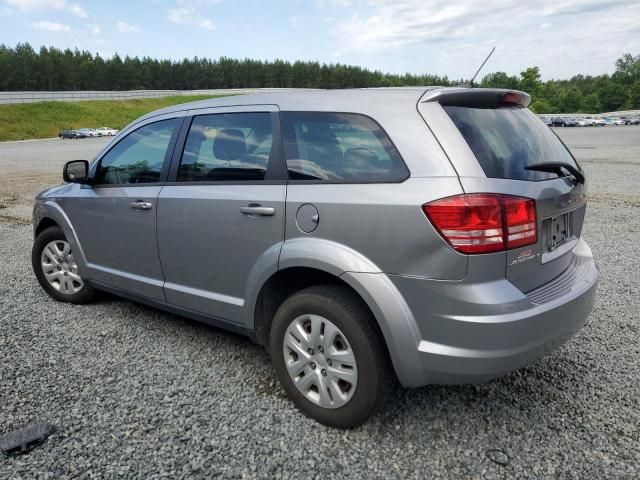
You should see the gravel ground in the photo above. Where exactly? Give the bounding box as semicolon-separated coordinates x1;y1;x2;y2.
1;127;639;478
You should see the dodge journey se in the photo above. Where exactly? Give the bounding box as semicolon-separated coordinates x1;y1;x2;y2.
32;88;598;427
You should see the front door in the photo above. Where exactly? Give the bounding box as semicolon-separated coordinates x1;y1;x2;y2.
63;116;182;301
156;106;286;323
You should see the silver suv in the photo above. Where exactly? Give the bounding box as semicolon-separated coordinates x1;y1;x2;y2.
32;88;598;427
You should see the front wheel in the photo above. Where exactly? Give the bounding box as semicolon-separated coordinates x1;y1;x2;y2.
270;285;393;428
32;226;95;303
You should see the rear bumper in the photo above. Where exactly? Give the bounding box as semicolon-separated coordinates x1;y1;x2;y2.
387;238;598;386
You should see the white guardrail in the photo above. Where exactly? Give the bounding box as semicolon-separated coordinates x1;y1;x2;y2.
0;88;316;105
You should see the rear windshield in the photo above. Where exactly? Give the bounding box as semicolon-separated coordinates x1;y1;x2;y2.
444;106;579;181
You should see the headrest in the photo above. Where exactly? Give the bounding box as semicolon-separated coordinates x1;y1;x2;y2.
213;129;246;160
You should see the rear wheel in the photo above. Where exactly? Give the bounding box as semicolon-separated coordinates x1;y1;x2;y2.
32;226;95;303
270;285;392;428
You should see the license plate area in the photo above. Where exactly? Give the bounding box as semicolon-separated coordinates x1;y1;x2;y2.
544;212;571;251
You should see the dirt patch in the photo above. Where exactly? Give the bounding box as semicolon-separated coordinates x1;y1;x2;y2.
0;172;59;223
0;214;31;225
588;192;640;208
254;375;287;399
0;195;19;209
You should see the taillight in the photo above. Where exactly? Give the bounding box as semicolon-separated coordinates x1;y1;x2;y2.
422;194;537;254
501;196;537;248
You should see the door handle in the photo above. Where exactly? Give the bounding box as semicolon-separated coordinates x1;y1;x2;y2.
130;201;153;211
240;204;275;216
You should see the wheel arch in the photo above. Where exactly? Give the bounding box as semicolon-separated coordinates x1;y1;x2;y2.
34;216;59;237
252;266;361;344
250;264;422;386
34;202;89;276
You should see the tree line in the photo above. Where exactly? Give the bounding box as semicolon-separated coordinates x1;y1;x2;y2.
1;43;639;113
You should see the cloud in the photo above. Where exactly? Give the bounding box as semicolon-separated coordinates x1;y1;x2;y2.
88;23;100;35
315;0;352;7
6;0;66;9
542;0;630;17
337;3;486;50
167;5;215;30
6;0;86;17
335;0;640;51
67;3;86;17
31;20;70;32
330;0;640;80
198;18;215;30
167;6;193;24
116;21;141;33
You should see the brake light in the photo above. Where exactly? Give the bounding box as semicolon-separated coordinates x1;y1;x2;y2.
422;194;537;254
501;91;525;106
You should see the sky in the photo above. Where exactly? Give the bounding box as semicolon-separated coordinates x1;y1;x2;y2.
1;0;639;81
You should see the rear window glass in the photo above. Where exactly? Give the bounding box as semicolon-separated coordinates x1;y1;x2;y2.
179;112;273;182
444;106;579;181
281;112;408;182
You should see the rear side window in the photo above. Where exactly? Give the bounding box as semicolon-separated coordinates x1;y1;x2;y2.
444;106;579;181
281;112;408;182
178;112;273;182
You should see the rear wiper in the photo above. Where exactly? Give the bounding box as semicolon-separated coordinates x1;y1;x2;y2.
525;162;585;184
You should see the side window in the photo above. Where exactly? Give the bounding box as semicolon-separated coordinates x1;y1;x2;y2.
281;112;408;182
178;112;273;182
95;118;179;185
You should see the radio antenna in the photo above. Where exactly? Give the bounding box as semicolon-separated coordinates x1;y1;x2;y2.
467;46;496;87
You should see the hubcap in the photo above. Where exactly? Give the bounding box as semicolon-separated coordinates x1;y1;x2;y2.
282;314;358;409
41;240;83;295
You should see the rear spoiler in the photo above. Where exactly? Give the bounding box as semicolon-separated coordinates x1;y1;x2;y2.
419;88;531;108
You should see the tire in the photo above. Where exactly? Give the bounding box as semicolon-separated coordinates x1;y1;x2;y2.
270;285;393;428
32;226;95;304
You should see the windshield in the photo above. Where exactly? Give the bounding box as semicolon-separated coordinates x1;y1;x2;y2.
444;106;580;181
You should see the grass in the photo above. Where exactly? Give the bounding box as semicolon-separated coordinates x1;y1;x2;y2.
0;95;229;142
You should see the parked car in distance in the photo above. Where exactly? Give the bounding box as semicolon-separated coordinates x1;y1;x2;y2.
593;117;606;127
551;117;569;127
77;128;98;137
58;129;87;139
575;118;589;127
538;116;552;126
611;118;626;126
95;127;119;136
583;116;597;126
619;116;640;125
564;117;578;127
32;88;599;428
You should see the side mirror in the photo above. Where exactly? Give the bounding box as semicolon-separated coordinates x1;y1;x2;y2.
63;160;90;184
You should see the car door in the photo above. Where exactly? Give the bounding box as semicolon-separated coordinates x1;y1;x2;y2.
156;105;286;323
62;114;183;301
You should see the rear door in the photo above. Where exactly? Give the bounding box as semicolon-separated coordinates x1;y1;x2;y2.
156;106;286;323
418;93;587;292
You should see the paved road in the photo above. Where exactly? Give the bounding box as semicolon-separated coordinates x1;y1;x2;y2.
0;137;110;222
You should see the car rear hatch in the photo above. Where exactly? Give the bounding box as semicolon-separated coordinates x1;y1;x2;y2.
417;88;588;292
